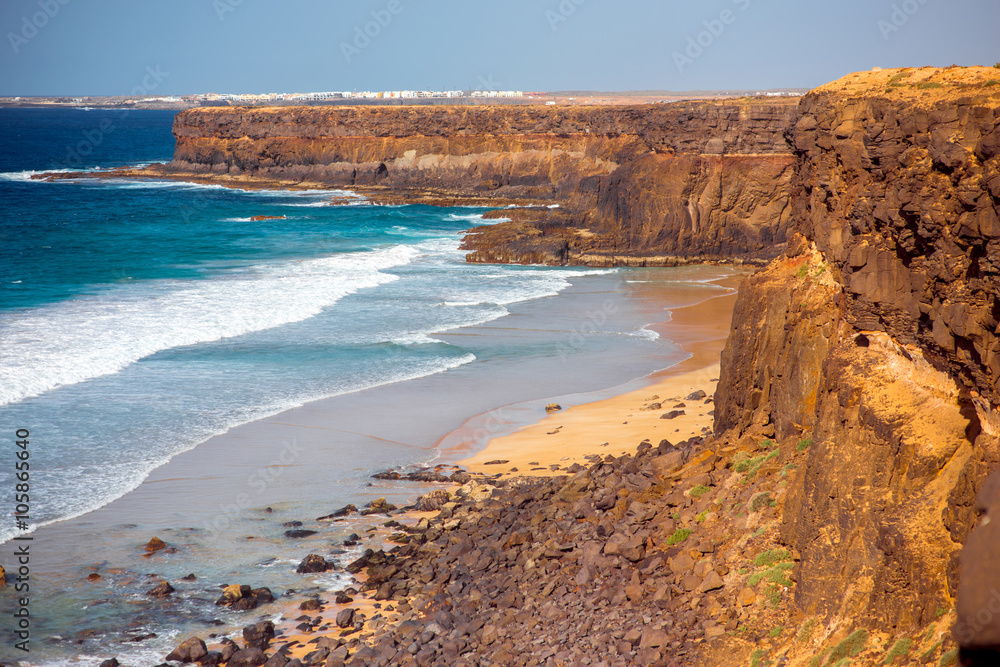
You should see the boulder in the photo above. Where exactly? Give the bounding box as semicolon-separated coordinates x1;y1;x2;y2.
299;598;322;611
415;489;451;512
685;390;707;401
98;660;120;667
301;647;329;665
296;554;332;574
699;570;725;592
660;410;686;420
242;620;275;650
144;537;167;552
0;564;5;586
165;637;208;663
146;580;175;598
316;504;356;521
227;648;267;667
216;638;239;661
261;652;290;667
336;608;356;628
545;403;562;412
216;584;250;606
284;529;318;539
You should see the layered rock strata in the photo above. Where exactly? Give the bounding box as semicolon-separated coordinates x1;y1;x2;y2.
163;100;800;265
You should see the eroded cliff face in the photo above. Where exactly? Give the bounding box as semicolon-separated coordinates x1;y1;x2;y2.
713;67;1000;659
165;101;799;265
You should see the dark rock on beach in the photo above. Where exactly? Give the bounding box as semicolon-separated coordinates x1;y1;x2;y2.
295;554;333;574
242;620;275;651
165;637;207;663
227;647;267;667
283;529;317;539
144;537;167;552
317;504;356;520
145;580;174;598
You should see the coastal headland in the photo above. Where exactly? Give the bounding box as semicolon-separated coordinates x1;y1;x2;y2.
48;66;1000;666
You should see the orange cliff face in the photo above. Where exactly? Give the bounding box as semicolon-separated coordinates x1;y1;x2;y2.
714;67;1000;647
163;101;800;265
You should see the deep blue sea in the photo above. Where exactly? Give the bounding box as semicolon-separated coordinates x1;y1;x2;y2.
0;108;731;665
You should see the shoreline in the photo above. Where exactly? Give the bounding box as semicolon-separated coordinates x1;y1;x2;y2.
8;264;736;664
446;279;739;476
261;275;743;664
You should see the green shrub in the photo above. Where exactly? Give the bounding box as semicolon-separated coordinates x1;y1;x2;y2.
690;484;711;499
798;618;818;643
760;439;777;449
696;510;709;523
749;562;795;587
751;492;775;513
884;638;912;664
985;80;1000;88
736;450;781;477
797;438;813;452
666;528;692;545
754;549;791;567
916;81;944;90
765;583;782;607
769;626;784;638
994;62;1000;69
828;630;868;664
889;71;912;82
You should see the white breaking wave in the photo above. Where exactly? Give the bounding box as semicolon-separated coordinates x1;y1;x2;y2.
445;212;489;221
0;167;97;182
0;245;419;406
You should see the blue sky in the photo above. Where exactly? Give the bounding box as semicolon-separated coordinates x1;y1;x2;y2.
1;0;998;95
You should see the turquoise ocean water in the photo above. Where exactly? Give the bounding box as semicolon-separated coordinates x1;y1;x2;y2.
0;108;730;665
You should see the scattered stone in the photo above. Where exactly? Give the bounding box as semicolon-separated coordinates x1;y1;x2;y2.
483;460;509;466
165;637;208;663
242;621;275;650
146;580;174;598
661;410;686;420
227;647;267;667
295;554;333;574
144;537;167;553
99;659;120;667
87;573;102;582
738;587;756;606
179;573;197;581
336;608;356;629
545;403;562;412
360;498;398;516
685;390;707;401
282;521;303;528
284;529;318;539
316;505;356;521
299;598;322;611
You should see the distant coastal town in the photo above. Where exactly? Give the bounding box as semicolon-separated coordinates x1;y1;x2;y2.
0;87;806;110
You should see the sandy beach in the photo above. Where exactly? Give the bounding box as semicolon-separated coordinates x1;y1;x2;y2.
456;282;737;476
264;275;742;662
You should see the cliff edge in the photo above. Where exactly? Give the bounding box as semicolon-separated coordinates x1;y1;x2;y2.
162;100;799;266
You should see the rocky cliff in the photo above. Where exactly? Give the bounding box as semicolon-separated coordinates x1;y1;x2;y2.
163;101;799;265
714;66;1000;662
